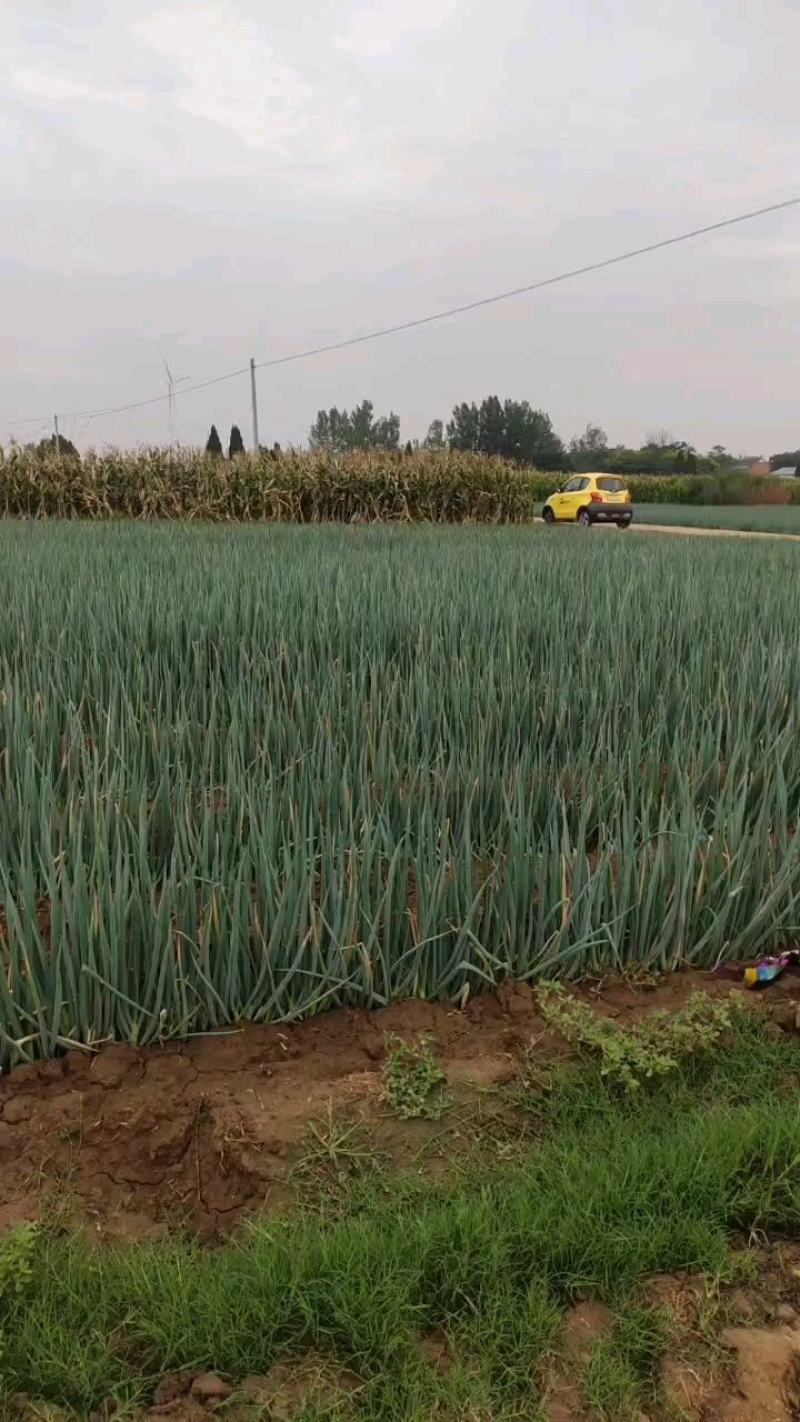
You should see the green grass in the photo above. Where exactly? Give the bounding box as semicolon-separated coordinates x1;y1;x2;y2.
3;521;800;1065
581;1306;666;1422
635;502;800;534
3;1009;800;1420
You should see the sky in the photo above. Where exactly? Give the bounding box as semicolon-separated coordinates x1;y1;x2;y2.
1;0;798;455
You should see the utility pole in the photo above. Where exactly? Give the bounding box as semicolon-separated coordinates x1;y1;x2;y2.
250;358;260;453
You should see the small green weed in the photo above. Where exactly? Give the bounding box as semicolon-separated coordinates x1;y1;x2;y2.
537;986;734;1091
382;1035;448;1119
0;1223;37;1361
292;1108;387;1210
620;963;664;992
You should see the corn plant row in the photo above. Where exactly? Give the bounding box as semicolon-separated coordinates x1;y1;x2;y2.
1;521;800;1066
4;446;790;523
0;447;556;522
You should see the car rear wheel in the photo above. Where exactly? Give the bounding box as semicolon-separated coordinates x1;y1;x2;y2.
577;508;592;527
542;506;555;525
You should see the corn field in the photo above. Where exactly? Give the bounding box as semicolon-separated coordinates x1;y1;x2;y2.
4;445;784;522
2;520;800;1066
0;447;558;522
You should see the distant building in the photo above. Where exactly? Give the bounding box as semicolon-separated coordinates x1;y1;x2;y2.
749;459;770;477
771;467;799;481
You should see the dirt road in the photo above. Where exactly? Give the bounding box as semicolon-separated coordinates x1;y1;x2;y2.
534;518;800;542
632;521;800;542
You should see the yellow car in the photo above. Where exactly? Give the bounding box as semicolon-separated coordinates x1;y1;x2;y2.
542;473;633;528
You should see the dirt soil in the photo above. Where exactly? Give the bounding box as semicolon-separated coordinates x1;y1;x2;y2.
542;1245;800;1422
647;1245;800;1422
0;968;792;1241
540;1248;800;1421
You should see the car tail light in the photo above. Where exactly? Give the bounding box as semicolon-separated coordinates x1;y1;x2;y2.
590;491;603;503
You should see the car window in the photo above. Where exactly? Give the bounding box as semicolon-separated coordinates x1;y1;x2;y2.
561;477;587;492
597;477;627;492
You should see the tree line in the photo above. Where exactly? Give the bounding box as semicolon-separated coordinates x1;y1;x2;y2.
19;406;795;477
302;400;797;476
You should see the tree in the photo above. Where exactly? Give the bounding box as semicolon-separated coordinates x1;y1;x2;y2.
423;419;445;450
770;450;800;472
31;433;80;460
479;396;506;456
603;436;711;476
309;406;340;450
206;425;223;457
349;401;374;449
370;410;401;450
228;425;245;458
25;429;79;457
644;429;676;450
671;441;698;475
568;423;609;471
447;397;568;470
446;403;481;453
309;400;401;452
707;445;738;470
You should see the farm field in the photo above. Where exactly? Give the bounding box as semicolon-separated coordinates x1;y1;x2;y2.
4;520;800;1420
3;519;800;1066
633;501;800;534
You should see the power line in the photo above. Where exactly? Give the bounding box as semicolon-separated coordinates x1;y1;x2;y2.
4;195;799;434
252;196;800;373
4;364;251;430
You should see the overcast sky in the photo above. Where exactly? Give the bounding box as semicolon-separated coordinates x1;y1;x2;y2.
1;0;798;454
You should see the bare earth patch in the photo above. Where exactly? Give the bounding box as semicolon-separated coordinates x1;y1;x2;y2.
1;970;796;1240
0;970;762;1239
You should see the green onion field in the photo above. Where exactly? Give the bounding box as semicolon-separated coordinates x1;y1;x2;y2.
3;520;800;1067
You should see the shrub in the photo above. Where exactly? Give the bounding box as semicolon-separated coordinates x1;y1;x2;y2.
537;985;734;1092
